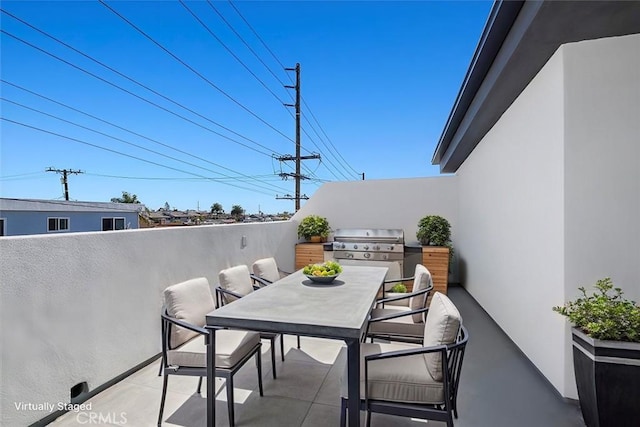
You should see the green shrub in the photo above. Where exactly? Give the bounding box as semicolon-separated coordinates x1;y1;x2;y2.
297;215;330;240
389;283;407;293
553;278;640;342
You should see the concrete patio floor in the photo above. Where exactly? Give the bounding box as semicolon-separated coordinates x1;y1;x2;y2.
49;287;585;426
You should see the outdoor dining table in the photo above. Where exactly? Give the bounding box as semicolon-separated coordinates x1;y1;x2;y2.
205;265;388;426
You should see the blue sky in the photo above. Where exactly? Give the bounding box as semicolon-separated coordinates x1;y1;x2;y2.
1;0;492;214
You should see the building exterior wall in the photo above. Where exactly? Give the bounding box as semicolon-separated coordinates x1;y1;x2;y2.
562;34;640;394
456;33;640;399
0;210;140;235
0;221;296;425
456;45;568;395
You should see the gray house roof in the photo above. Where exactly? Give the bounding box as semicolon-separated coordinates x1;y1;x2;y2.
433;0;640;173
0;198;144;213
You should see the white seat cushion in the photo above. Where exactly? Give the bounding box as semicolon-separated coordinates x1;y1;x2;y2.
340;342;444;404
252;257;282;283
368;307;424;338
164;277;215;348
422;292;462;381
219;265;254;302
409;264;433;322
167;329;261;369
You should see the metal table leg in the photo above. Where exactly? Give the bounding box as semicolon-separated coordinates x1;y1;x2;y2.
346;338;360;426
206;327;216;427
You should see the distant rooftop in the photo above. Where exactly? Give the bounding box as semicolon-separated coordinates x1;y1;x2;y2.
0;197;144;213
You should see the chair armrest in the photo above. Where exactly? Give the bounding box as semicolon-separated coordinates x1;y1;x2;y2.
383;275;414;285
215;287;244;305
368;306;428;323
161;311;208;336
250;274;272;288
365;343;447;362
377;284;433;304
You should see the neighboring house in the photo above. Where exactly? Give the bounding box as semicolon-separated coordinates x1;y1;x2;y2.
0;198;143;236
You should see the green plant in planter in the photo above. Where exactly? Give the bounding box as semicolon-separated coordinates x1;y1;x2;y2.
389;283;407;293
553;277;640;342
416;215;454;260
297;215;330;241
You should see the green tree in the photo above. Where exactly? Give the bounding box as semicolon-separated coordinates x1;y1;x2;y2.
230;204;244;220
111;191;140;204
211;202;224;216
163;202;170;211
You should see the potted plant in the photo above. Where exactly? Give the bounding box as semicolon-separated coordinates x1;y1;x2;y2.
297;215;330;243
417;215;454;260
553;278;640;427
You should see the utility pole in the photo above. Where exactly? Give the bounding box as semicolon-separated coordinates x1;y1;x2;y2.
46;167;83;200
277;63;320;211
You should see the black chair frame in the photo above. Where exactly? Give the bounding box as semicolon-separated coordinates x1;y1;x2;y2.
340;325;468;427
158;308;263;427
365;283;434;344
215;286;285;379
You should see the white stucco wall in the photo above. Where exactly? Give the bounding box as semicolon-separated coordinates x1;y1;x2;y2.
0;221;296;425
562;34;640;393
294;176;459;279
456;46;568;394
456;33;640;399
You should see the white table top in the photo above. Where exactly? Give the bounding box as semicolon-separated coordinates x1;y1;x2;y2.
206;265;388;340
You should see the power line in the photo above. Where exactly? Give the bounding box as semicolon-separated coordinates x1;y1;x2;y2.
2;97;290;195
228;0;359;178
45;167;83;201
98;0;295;144
1;83;290;192
0;10;281;158
179;0;288;106
1;117;279;197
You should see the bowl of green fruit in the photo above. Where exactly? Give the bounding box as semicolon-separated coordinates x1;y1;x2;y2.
303;260;343;283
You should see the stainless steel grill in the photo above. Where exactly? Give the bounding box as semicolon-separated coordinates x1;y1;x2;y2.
332;228;404;262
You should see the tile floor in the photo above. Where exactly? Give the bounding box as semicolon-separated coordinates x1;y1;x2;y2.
49;287;585;426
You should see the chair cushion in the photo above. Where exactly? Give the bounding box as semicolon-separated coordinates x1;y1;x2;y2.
409;264;433;322
167;329;261;369
164;277;215;348
252;257;281;283
423;292;462;381
368;307;424;338
218;265;254;302
340;342;444;404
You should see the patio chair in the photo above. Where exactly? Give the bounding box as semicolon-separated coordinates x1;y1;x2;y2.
340;292;468;427
158;277;263;427
217;264;284;378
366;264;434;344
251;257;301;349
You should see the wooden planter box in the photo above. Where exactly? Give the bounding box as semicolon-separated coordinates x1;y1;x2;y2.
421;246;449;299
295;243;325;270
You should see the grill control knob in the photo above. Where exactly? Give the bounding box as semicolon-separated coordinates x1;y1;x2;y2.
382;254;388;260
353;244;358;249
374;245;380;251
347;252;354;258
388;245;394;251
363;245;369;250
364;252;371;259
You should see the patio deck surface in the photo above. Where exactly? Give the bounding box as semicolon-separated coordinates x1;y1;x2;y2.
49;287;585;426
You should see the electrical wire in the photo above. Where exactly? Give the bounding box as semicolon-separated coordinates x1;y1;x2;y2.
1;97;290;194
98;0;295;144
1;117;279;197
0;10;282;157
